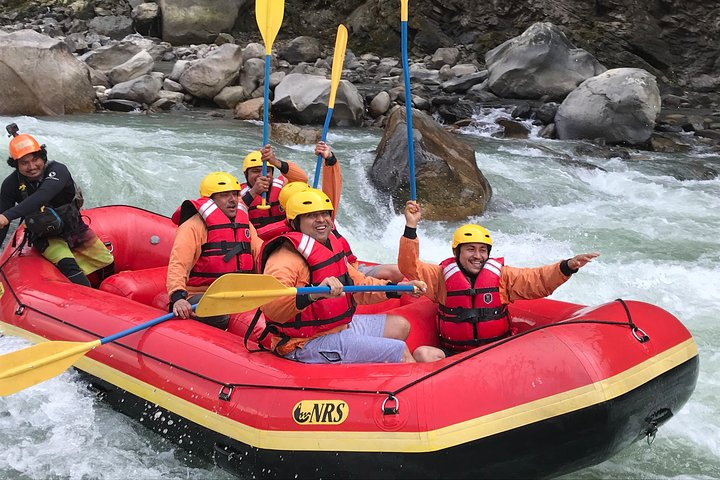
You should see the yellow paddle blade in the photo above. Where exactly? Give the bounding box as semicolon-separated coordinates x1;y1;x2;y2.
256;0;285;54
0;339;101;396
196;273;298;316
400;0;409;21
328;24;348;108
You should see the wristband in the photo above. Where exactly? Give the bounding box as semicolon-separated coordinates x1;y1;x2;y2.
403;226;417;239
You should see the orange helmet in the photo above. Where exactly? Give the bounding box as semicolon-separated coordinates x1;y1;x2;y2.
9;134;41;160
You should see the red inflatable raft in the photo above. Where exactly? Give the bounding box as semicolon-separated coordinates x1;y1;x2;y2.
0;205;699;479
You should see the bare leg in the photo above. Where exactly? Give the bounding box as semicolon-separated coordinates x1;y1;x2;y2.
373;264;405;283
400;346;416;363
413;346;446;362
383;314;410;340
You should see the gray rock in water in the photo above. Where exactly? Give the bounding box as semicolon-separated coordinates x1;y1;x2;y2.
369;108;492;221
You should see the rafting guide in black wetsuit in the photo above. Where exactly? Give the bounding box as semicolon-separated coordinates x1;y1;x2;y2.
0;123;114;287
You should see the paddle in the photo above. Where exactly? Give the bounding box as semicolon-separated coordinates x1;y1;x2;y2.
255;0;285;210
196;273;415;316
0;306;194;397
400;0;417;200
312;24;348;189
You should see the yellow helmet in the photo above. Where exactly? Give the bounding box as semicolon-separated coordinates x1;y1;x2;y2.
199;171;240;198
285;188;334;220
452;224;493;249
242;150;263;173
279;181;310;211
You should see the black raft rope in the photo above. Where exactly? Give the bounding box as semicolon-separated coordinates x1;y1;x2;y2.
2;244;649;411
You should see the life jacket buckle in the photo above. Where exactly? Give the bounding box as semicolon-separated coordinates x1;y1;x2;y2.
218;384;234;401
381;394;399;415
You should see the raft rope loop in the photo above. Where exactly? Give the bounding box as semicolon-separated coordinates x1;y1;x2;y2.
0;229;31;315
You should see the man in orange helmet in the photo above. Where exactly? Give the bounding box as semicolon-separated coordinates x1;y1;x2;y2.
167;171;263;329
399;200;600;361
0;124;114;287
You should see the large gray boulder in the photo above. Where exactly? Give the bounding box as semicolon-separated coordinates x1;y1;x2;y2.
82;35;161;73
278;36;322;64
179;44;243;99
555;68;661;145
485;22;606;101
272;73;364;126
107;50;155;85
0;30;95;115
108;73;163;105
158;0;246;45
87;16;134;40
369;107;492;221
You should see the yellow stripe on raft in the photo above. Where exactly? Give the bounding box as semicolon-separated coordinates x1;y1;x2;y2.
1;320;697;453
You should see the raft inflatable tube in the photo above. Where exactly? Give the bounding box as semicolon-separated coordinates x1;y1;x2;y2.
0;205;699;479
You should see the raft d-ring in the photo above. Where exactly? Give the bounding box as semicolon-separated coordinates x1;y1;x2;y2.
15;305;25;315
382;395;399;415
218;385;234;401
632;327;650;343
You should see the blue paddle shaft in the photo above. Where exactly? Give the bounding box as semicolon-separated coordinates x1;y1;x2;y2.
262;54;271;203
313;108;334;188
296;285;414;295
401;20;416;201
100;304;196;345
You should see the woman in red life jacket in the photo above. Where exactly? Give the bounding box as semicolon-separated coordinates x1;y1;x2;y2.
239;145;308;231
258;189;430;364
399;200;599;361
167;171;262;329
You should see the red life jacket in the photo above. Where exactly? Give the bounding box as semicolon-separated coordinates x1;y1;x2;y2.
256;217;356;267
255;219;290;242
241;176;285;229
172;197;254;287
332;226;357;265
259;231;356;347
438;257;510;351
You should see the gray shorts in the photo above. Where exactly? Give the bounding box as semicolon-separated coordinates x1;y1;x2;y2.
283;314;406;364
356;263;384;278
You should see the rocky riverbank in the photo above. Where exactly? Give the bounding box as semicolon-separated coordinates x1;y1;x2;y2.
1;0;719;156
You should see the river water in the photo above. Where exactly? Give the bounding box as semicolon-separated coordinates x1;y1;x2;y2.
0;110;718;479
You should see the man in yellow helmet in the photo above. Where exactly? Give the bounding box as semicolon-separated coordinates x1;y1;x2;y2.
166;171;262;329
0;124;114;287
399;200;599;361
280;142;405;282
239;144;308;234
258;189;429;364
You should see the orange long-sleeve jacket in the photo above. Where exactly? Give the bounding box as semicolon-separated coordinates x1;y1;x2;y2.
166;214;263;297
283;161;309;184
261;241;391;354
398;236;571;305
321;159;342;218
